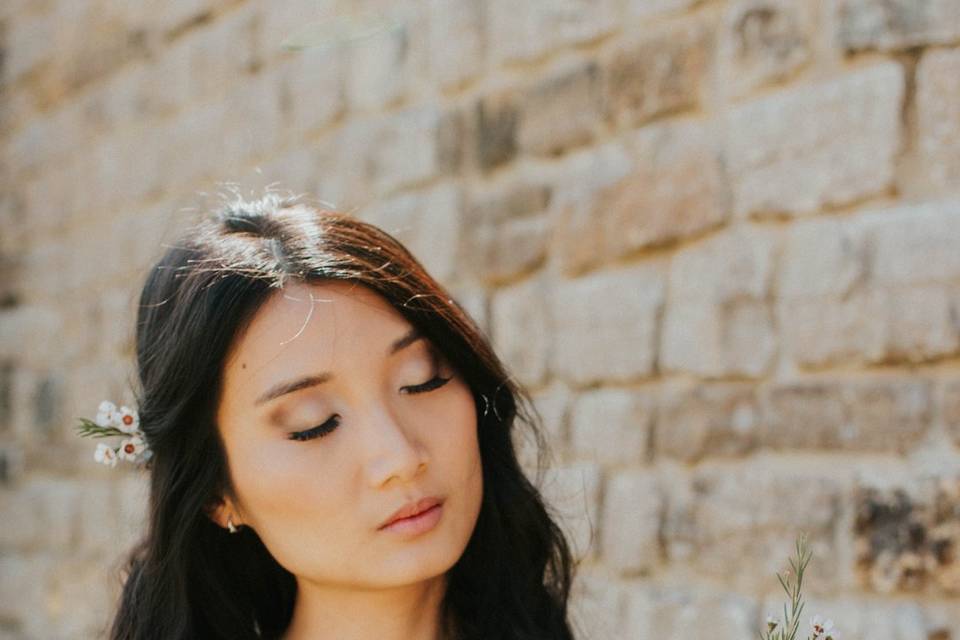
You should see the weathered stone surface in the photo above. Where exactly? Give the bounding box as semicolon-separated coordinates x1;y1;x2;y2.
427;0;484;90
538;461;603;562
521;381;572;472
568;388;654;465
600;470;663;575
853;476;960;594
779;287;888;368
274;46;345;141
779;216;867;299
622;582;759;638
473;90;519;171
354;183;462;284
724;63;904;218
603;18;713;129
364;106;446;195
345;12;409;111
865;199;960;286
883;285;960;362
485;0;619;65
490;275;551;388
550;262;667;385
761;377;932;453
569;568;627;640
768;594;958;640
461;180;552;283
941;377;960;448
667;225;777;302
517;59;604;156
836;0;960;51
594;119;730;259
655;381;758;462
662;226;778;376
625;0;704;19
548;142;634;275
716;0;814;98
916;48;960;195
667;458;846;591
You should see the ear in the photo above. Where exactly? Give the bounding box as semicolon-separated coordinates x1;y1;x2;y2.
205;496;241;530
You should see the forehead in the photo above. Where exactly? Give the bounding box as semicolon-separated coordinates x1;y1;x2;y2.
223;280;411;376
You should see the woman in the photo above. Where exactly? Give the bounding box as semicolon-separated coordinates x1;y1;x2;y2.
104;190;578;639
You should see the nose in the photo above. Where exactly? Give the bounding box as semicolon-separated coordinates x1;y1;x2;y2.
363;402;428;488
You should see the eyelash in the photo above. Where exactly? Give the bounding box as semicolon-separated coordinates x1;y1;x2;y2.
287;373;453;442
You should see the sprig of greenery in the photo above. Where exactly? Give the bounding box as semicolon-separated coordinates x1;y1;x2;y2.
74;417;130;439
760;532;814;640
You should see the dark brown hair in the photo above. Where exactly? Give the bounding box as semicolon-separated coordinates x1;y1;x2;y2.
108;191;578;640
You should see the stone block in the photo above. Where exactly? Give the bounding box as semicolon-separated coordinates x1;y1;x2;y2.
517;59;604;157
865;199;960;286
569;568;627;640
568;388;654;465
916;48;960;195
345;10;409;111
427;0;484;90
472;90;519;171
548;142;634;275
761;377;932;453
461;180;552;284
883;285;960;362
600;470;663;575
779;287;887;368
679;458;846;591
779;216;868;299
625;0;705;19
623;582;759;638
517;381;572;476
655;381;759;462
836;0;960;51
661;297;777;378
354;183;462;285
662;224;779;376
716;0;815;98
603;17;713;129
594;119;730;260
538;461;602;562
853;476;960;594
941;377;960;448
274;46;345;141
667;224;778;302
365;106;445;195
724;63;904;218
550;262;667;386
485;0;619;65
490;276;551;388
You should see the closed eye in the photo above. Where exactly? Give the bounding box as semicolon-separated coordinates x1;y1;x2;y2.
287;373;453;442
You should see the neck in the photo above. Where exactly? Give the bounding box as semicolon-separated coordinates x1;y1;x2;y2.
280;573;451;640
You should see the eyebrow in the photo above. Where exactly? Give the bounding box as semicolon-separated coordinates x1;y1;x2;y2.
253;327;424;407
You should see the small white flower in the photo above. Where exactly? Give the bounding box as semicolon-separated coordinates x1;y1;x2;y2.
94;443;118;467
116;406;140;434
117;435;146;461
765;614;780;631
95;400;119;428
811;614;836;638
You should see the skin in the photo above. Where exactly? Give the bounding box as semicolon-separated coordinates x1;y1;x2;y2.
209;280;484;640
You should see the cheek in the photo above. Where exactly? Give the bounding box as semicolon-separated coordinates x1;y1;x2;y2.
229;436;348;532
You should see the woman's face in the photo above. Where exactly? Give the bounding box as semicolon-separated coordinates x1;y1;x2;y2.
212;280;483;588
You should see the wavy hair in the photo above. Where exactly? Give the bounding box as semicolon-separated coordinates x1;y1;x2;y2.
106;191;578;640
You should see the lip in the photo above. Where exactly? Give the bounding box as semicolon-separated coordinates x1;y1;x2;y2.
378;496;444;530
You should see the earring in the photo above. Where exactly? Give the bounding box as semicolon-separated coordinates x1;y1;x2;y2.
227;516;238;534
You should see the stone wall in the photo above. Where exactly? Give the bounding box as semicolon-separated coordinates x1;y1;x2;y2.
2;0;960;638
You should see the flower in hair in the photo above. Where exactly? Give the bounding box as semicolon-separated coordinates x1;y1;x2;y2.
76;400;152;468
